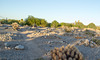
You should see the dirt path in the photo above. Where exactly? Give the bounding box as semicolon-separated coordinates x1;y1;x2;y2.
21;32;45;60
25;40;44;60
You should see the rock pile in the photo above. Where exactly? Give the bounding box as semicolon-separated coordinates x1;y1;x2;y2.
4;42;24;50
50;44;83;60
77;39;98;48
0;32;13;41
11;22;19;30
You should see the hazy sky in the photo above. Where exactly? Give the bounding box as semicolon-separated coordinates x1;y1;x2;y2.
0;0;100;25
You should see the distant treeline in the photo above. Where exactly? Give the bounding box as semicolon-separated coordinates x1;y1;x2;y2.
0;15;99;30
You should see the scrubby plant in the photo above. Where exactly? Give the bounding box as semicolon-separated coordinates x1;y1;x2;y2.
19;21;26;26
85;29;95;37
50;44;83;60
0;19;19;24
11;22;19;30
64;27;72;32
87;23;96;29
74;20;85;29
97;26;100;30
40;19;48;27
75;36;83;39
51;20;59;28
91;38;100;45
60;22;74;27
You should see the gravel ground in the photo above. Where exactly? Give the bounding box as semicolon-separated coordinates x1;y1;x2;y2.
0;26;100;60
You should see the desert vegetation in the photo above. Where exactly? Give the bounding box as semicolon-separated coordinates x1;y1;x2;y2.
0;16;99;30
0;16;100;60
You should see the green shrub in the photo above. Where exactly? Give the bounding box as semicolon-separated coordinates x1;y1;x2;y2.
25;16;36;26
87;23;96;29
74;21;85;29
19;21;26;26
0;19;19;24
25;15;47;27
40;19;47;27
51;20;59;28
60;22;74;27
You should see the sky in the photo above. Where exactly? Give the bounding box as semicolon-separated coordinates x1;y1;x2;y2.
0;0;100;25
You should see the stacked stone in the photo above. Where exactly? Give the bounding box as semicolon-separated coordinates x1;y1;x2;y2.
77;39;98;48
11;22;19;30
51;44;83;60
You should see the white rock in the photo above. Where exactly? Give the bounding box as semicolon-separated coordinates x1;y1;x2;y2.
59;41;64;44
84;39;89;43
84;39;89;46
15;45;24;50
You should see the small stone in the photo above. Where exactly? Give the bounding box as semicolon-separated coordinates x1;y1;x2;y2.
90;41;94;44
93;43;98;47
84;43;89;46
90;44;94;48
5;47;8;49
59;41;64;44
77;41;82;45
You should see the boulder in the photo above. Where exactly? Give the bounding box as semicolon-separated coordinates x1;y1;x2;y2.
15;45;24;50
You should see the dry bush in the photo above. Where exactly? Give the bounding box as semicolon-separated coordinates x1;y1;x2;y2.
97;26;100;30
0;24;2;26
51;44;83;60
64;27;72;33
75;36;83;39
91;38;100;45
11;22;19;30
85;29;95;37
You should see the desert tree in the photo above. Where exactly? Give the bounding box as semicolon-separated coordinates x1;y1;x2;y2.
40;19;47;27
51;20;59;28
87;23;96;29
